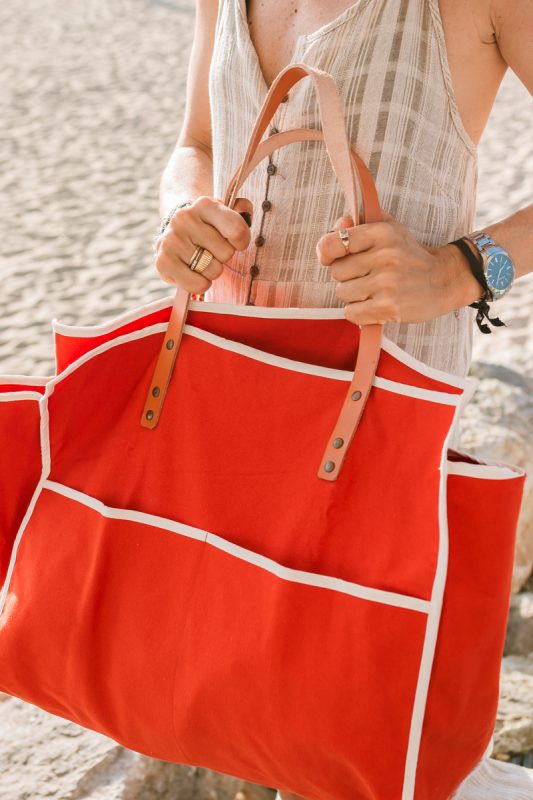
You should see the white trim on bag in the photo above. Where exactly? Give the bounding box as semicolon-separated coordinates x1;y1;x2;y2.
0;375;50;386
42;321;467;410
447;460;524;480
182;325;465;407
400;405;461;799
51;296;174;337
0;478;47;618
41;480;431;614
50;297;472;392
0;385;51;617
186;301;471;391
0;391;43;402
44;323;169;392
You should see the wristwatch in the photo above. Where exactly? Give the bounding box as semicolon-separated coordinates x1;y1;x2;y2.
464;231;515;300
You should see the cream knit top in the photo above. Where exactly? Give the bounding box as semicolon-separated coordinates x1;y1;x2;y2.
205;0;479;376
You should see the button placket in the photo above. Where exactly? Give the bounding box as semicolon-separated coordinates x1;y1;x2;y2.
245;94;290;306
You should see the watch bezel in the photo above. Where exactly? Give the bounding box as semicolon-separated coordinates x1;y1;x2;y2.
484;249;515;299
466;232;515;301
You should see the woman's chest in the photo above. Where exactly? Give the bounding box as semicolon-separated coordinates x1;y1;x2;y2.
245;0;359;89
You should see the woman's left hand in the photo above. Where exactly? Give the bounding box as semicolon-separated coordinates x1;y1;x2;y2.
316;212;469;326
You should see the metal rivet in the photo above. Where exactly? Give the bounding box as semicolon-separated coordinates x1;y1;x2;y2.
166;339;174;350
152;386;160;397
351;390;362;401
146;410;154;421
333;437;344;449
324;460;335;473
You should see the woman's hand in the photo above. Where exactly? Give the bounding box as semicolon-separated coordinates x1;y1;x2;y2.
316;212;478;325
154;196;253;293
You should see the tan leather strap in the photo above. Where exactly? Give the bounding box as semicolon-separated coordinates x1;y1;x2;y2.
140;288;189;429
141;62;384;484
226;64;360;223
142;62;367;430
317;324;382;479
224;127;381;225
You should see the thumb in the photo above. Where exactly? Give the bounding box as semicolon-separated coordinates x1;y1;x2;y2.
232;196;254;227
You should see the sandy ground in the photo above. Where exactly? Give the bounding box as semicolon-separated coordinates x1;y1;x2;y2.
0;0;532;378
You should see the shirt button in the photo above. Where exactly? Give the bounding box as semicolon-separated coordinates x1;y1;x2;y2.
281;93;289;103
269;126;279;136
255;235;265;247
249;264;260;277
267;163;277;176
262;199;272;212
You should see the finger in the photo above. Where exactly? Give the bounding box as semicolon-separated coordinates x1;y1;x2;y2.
161;214;231;281
329;250;377;282
334;273;375;304
329;214;354;232
155;248;212;294
344;297;401;326
192;195;252;251
317;220;397;265
178;218;234;279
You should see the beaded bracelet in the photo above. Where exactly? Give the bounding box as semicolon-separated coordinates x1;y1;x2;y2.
159;200;193;236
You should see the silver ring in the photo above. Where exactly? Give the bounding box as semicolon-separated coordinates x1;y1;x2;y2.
338;228;350;253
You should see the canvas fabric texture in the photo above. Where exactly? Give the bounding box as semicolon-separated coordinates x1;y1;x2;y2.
0;298;525;800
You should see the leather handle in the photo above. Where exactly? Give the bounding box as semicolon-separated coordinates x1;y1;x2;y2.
141;63;384;482
224;127;382;226
226;63;360;224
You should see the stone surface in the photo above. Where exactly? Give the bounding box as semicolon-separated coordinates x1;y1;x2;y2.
505;593;533;657
458;363;533;594
494;655;533;760
0;696;276;800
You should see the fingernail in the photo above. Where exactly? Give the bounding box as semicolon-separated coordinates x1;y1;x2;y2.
240;212;252;227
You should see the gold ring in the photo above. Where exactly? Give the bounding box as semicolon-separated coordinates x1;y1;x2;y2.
187;246;203;269
338;228;350;253
189;247;214;274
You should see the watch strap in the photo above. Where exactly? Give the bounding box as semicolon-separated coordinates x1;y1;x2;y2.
450;238;492;302
450;238;505;335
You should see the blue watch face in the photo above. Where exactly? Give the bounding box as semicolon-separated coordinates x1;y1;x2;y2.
486;252;514;292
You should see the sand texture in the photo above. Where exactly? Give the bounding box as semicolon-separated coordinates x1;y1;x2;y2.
0;0;532;377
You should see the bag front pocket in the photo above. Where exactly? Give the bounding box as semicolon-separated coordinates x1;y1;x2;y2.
0;480;430;799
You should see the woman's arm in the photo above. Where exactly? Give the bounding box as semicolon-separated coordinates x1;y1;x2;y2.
159;0;218;218
154;0;252;294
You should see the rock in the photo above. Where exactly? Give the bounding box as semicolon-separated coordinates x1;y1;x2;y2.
458;363;533;594
505;593;533;657
493;654;533;759
0;697;276;800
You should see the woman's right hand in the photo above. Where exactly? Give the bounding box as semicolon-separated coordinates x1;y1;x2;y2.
154;195;253;294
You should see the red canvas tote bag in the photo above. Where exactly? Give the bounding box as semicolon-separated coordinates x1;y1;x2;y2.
0;64;526;800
